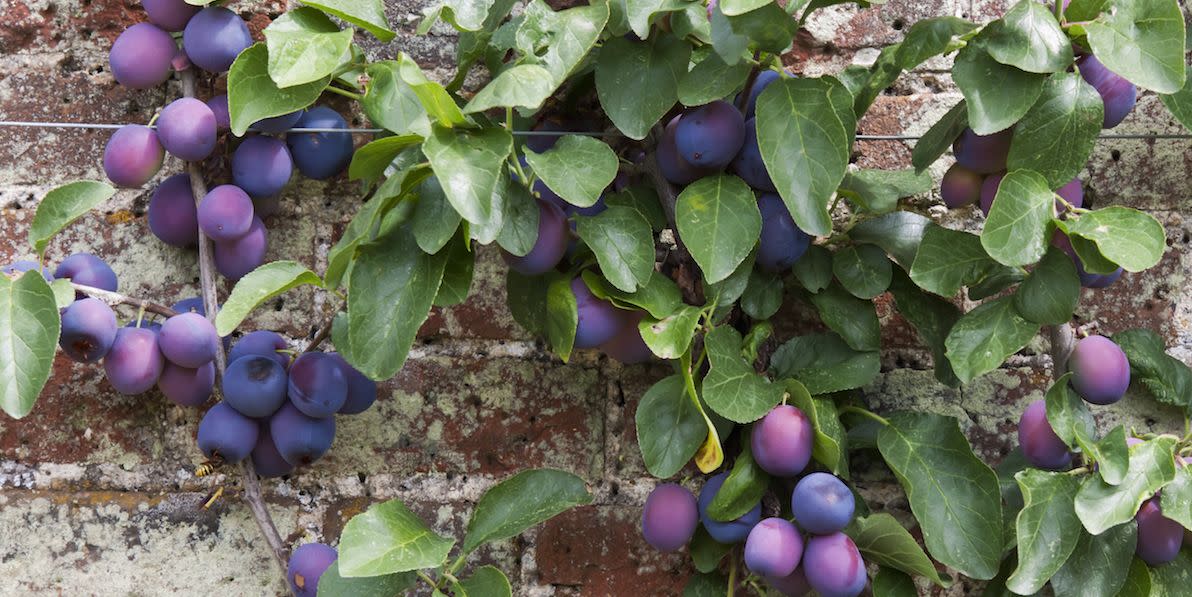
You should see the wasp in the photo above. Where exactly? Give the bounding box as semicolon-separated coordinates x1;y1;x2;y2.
194;458;222;477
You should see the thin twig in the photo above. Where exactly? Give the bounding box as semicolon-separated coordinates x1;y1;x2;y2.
1049;323;1076;377
643;125;703;305
69;282;178;318
304;307;338;353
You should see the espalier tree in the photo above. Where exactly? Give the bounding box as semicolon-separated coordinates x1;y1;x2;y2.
2;0;1192;595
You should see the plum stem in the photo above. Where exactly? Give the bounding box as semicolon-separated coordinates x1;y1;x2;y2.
643;126;704;305
839;405;890;426
304;307;339;353
325;84;362;101
727;550;738;597
66;281;178;318
180;68;291;577
1054;0;1063;22
416;571;438;590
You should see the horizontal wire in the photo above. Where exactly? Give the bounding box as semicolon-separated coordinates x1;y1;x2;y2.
0;120;1189;140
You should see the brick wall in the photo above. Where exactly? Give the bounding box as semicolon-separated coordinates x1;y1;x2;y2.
0;1;1189;595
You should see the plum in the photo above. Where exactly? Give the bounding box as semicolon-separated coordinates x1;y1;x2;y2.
524;118;566;154
251;424;294;478
232;136;293;197
1078;55;1137;129
731;118;776;193
675;101;747;169
2;260;53;281
502;199;568;275
183;7;252;72
269;403;335;465
953;128;1012;174
56;253;118;292
978;172;1005;216
207;94;230;131
198;184;255;242
148;174;199;247
791;473;855;534
158;361;214;407
657;115;717;186
103;125;164;188
287;542;338;597
739;70;782;119
287;352;348;418
699;472;763;543
224;355;289;418
327;353;377;415
1051;232;1123;289
571;276;626;349
197;401;258;462
104;327;164;394
744;518;803;578
159;312;219;368
751;404;813;477
157;97;217;161
109;23;177;89
59;298;117;362
143;0;199;32
288;107;354;179
802;532;867;597
765;566;812;597
641;483;699;552
213;216;268;280
941;164;983;209
1018;399;1073;470
254;110;303;135
599;312;653;364
1055;178;1083;215
756;193;811;273
1136;497;1182;565
1069;335;1130;405
230;331;290;369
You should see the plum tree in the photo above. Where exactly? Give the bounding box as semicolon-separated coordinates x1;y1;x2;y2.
288;107;355;179
1135;497;1183;565
213;216;268;280
269;403;336;465
571;276;626;349
207;94;230;130
1078;55;1138;129
1068;335;1130;405
731;119;776;193
698;472;762;543
182;7;252;72
223;355;289;418
198;185;255;242
254;110;303;134
159;312;219;368
143;0;198;32
327;353;378;415
108;23;177;89
157;361;214;407
229;330;290;369
287;543;338;597
288;352;348;418
756;194;811;273
641;483;699;552
232;136;293;197
751;404;813;477
598;312;653;364
157;98;217;161
59;298;117;363
503;199;568;275
251;424;295;478
1018;400;1073;470
103;125;164;188
657;115;717;185
743;518;803;577
55;253;118;292
103;328;164;394
148;174;199;247
197;401;259;462
791;473;855;534
802;532;867;597
940;164;983;209
952;128;1012;174
675;100;746;169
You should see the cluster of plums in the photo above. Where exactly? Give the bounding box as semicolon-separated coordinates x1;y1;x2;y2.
642;404;867;596
104;0;356;281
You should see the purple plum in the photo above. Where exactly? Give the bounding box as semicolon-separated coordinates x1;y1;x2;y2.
288;107;355;179
502;199;568;276
657;115;717;186
103;327;165;394
213;216;268;281
269;402;335;465
1136;497;1183;565
198;184;255;242
148;174;199;247
287;352;347;418
251;424;294;478
183;7;252;72
731;118;776;192
287;543;338;597
223;355;289;418
953;127;1012;174
327;353;378;415
103;125;164;188
1078;54;1137;129
1018;400;1073;470
196;401;258;462
941;164;983;209
675;100;747;169
744;518;803;578
1069;335;1130;405
802;532;867;597
158;361;214;407
757;193;811;273
229;330;290;369
144;0;199;32
699;472;763;544
55;253;118;292
109;23;177;89
157;97;217;161
232;136;293;197
59;298;117;363
571;276;626;349
158;312;219;368
641;483;699;552
791;473;855;534
751;404;813;477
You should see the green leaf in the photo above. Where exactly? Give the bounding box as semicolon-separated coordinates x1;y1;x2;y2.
639;305;703;359
462;469;593;553
605;184;667;232
393;54;470;128
582;270;682;320
517;1;609;85
423;125;513;226
832;244;893;300
463;64;556;113
337;498;454;576
1007;72;1104;189
636;375;705;478
29;181;115;256
872;567;917;597
1117;557;1153;597
838;169;932;214
1013;245;1080;325
1160;465;1192;535
1075;436;1178;534
708;2;749;65
214;262;321;336
458;566;511;597
596;34;690;140
1078;426;1129;487
505;271;549;337
433;232;474;308
1050;522;1137;597
544;275;578;362
877;412;1003;580
263;7;353;88
347;135;423;187
1083;0;1187;94
302;0;394;41
887;270;961;387
1043;373;1095;450
1159;66;1192;132
1114;328;1192;412
525;135;619;208
788;381;848;478
740;270;782;320
721;2;798;53
806;283;880;352
702;327;784;423
719;0;772;16
982;0;1072;73
675;174;762;284
688;527;731;573
362;61;431;137
845;513;952;588
1005;470;1081;594
49;279;73;310
792;244;832;293
944;296;1040;383
317;562;415;597
412;176;463;255
707;434;769;521
623;0;690;38
756;76;856;236
851;211;932;269
769;333;880;395
1150;550;1192;597
439;0;497;31
909;225;1006;297
338;228;447;380
0;273;59;419
911;100;967;172
1061;207;1165;272
682;572;729;597
678;52;751;107
228;43;328;137
981;169;1055;267
952;41;1047;135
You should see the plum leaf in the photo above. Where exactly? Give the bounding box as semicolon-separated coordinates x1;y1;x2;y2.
1006;470;1082;594
337;498;454;576
675;174;761;284
596;34;689;140
0;273;59;419
263;7;353;88
28;181;115;257
636;375;706;478
462;469;592;553
1083;0;1186;94
944;296;1040;383
981;169;1054;266
1007;72;1104;189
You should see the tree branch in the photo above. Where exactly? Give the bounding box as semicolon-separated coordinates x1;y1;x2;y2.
69;282;178;318
1049;323;1076;377
643;125;704;306
304;306;338;353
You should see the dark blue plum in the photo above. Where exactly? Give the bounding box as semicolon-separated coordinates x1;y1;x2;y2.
740;69;782;119
103;125;164;188
952;128;1012;175
802;532;867;597
791;473;855;534
198;184;255;242
675;101;747;169
183;7;252;72
287;542;338;597
641;483;699;552
59;298;117;362
288;107;354;179
223;355;289;418
327;353;377;415
109;23;177;89
941;164;982;209
269;403;336;465
1069;335;1130;405
158;361;214;407
251;424;294;478
229;330;289;369
125;319;162;332
730;118;775;192
157;97;217;161
1055;178;1083;215
103;327;164;394
196;401;259;463
207;94;230;131
524;118;566;153
144;0;199;32
599;312;653;364
1018;400;1073;470
502;199;568;275
744;518;803;578
56;253;118;292
1136;497;1183;565
148;174;199;247
2;260;53;281
159;312;219;368
254;110;303;134
171;296;205;315
1078;54;1137;129
757;194;811;273
213;216;268;281
1079;265;1123;289
571;276;626;349
657;115;716;186
287;352;348;418
752;404;813;477
699;472;763;544
978;172;1005;216
232;136;293;197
